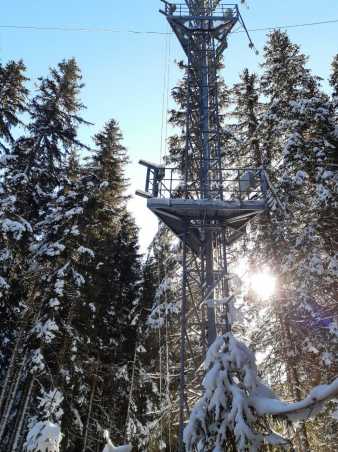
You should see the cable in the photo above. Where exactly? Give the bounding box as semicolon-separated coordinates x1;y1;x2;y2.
164;35;171;161
233;18;338;34
0;18;338;35
0;24;170;34
160;30;171;164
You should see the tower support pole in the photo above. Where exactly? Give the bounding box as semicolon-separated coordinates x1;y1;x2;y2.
200;25;217;345
179;224;188;451
205;232;216;345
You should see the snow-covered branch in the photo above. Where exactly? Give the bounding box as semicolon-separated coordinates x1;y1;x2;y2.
251;378;338;421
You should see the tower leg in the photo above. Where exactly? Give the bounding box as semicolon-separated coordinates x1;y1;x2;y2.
205;230;217;345
179;226;188;451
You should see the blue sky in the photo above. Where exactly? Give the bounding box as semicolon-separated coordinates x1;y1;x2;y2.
1;0;338;252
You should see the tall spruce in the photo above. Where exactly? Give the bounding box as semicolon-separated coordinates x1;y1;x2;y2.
0;58;93;451
243;32;337;451
75;119;142;450
259;29;321;165
230;68;262;166
330;54;338;99
0;60;28;149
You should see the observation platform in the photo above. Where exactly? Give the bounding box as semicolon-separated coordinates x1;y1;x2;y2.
148;198;265;253
137;161;268;253
160;2;239;61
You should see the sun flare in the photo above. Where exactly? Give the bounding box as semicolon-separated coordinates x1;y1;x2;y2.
249;272;276;300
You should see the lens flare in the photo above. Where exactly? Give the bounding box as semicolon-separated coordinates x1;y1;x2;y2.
250;272;276;300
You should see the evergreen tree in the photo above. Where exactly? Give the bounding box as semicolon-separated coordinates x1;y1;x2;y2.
145;226;183;451
230;68;262;166
330;54;338;99
92;119;129;202
168;61;230;185
0;58;91;451
73;120;142;451
259;29;321;164
276;93;338;450
0;60;28;149
244;32;337;451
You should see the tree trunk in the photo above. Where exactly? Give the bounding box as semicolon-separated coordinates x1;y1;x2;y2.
82;374;97;452
0;352;27;443
0;333;23;416
281;316;310;452
11;377;34;452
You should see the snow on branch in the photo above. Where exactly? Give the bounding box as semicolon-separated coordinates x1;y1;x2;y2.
102;430;132;452
25;421;62;452
184;332;338;451
251;378;338;422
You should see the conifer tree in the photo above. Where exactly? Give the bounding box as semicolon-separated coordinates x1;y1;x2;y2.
259;29;321;164
0;58;92;451
145;226;183;450
230;68;262;166
0;60;30;452
330;54;338;99
168;61;230;183
72;120;142;450
243;33;337;451
0;60;28;149
276;93;338;450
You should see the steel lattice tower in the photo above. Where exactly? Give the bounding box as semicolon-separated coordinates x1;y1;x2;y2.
138;1;268;449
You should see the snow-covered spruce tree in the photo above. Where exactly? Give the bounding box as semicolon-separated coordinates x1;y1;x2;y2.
184;331;292;451
239;39;335;449
66;119;143;451
229;69;262;167
28;174;101;452
228;32;336;450
277;94;338;448
0;59;28;150
0;59;29;361
253;31;322;324
0;60;31;452
248;31;321;373
184;325;338;451
168;60;230;181
0;58;93;452
143;226;182;450
128;251;167;451
0;58;29;360
330;54;338;100
259;29;321;165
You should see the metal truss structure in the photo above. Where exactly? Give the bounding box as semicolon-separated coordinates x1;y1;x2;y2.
138;1;270;449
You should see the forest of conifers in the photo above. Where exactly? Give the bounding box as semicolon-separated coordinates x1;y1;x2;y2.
0;28;337;451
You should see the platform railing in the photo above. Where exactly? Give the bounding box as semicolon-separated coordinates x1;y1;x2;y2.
139;163;268;202
161;1;238;19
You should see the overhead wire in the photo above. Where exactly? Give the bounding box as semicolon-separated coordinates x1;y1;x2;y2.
164;35;171;163
0;18;338;35
0;24;170;34
160;29;171;164
160;33;169;163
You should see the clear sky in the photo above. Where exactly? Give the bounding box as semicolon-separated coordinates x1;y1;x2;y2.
1;0;338;253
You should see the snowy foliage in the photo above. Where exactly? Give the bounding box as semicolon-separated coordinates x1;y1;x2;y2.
184;334;289;451
102;430;132;452
25;421;62;452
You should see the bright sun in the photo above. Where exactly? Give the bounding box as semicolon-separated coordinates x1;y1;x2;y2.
249;272;276;300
